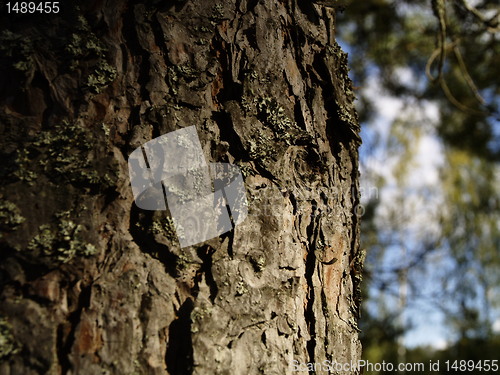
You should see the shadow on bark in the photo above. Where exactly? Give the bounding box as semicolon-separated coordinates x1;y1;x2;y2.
165;298;194;375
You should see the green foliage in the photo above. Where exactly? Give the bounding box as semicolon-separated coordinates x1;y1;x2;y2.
439;149;500;328
391;336;500;375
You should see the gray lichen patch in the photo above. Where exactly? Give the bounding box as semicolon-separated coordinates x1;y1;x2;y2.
0;30;34;73
244;97;312;162
13;148;37;184
0;199;25;237
250;255;266;273
150;216;180;243
27;211;97;264
15;121;116;190
86;62;117;94
246;115;305;167
175;251;192;273
248;130;277;163
256;97;297;138
190;305;211;333
64;14;117;93
65;16;107;61
174;64;200;82
167;64;202;96
0;317;19;359
235;280;248;296
211;4;225;20
234;161;256;178
325;41;359;136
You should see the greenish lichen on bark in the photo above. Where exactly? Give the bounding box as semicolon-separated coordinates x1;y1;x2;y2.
0;30;34;73
13;121;117;191
0;199;25;237
86;63;118;94
0;317;19;359
65;13;117;93
26;211;97;264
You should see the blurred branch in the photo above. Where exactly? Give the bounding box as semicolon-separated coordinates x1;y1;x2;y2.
440;76;484;114
457;0;500;33
425;41;452;84
430;0;447;82
453;44;486;106
427;1;496;114
427;41;487;115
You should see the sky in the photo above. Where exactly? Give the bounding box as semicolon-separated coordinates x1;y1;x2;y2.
334;34;446;347
335;0;500;356
357;67;454;350
356;66;500;349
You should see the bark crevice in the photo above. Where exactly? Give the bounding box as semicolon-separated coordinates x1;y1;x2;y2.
165;298;194;375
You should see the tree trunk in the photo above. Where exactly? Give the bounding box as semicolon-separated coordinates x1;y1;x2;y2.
0;1;362;374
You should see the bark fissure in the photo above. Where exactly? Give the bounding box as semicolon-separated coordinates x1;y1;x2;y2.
59;284;92;375
123;4;152;102
165;298;194;375
304;204;319;369
195;246;219;304
129;206;178;278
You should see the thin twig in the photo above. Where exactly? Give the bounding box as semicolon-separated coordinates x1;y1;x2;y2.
453;45;486;105
427;41;486;115
458;0;500;32
440;78;484;114
431;0;447;82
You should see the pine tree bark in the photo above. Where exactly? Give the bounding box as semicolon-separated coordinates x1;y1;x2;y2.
0;1;363;374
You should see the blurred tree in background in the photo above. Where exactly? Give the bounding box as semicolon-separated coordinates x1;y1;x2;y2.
337;0;500;370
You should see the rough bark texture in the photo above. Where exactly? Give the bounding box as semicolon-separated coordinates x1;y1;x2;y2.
0;0;362;374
